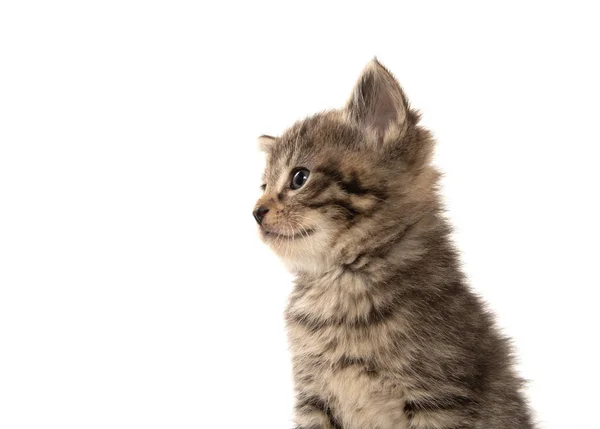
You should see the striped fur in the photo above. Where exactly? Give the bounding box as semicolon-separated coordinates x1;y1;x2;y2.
254;59;534;429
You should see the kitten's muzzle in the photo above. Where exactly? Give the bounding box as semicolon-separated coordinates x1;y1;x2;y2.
253;206;269;225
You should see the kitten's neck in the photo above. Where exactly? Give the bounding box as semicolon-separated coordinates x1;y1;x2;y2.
296;210;460;288
287;212;463;328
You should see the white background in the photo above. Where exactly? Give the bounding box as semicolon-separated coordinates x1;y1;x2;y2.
1;1;599;428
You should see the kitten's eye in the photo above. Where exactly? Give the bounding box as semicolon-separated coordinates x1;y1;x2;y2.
260;184;266;191
291;168;310;190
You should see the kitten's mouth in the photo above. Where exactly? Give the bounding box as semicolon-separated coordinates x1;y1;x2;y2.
261;228;315;240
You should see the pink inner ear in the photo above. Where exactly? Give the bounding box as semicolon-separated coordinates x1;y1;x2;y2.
347;60;408;137
370;95;401;134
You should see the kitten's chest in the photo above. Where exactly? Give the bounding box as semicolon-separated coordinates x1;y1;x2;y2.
323;367;409;429
286;274;411;429
288;270;381;326
286;271;406;361
288;326;409;429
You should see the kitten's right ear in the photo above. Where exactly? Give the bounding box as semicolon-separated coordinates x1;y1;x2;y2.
257;135;277;152
345;58;410;141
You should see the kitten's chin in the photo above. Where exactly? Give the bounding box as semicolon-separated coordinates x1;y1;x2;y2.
282;255;334;276
263;230;334;275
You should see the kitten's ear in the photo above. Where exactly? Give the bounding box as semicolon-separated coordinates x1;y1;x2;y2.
345;58;409;139
257;135;277;152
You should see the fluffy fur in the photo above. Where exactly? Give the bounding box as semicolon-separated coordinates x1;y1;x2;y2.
254;59;534;429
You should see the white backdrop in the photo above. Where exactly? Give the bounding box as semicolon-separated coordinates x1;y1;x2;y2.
1;1;599;428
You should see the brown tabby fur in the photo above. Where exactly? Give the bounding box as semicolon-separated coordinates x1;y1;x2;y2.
254;59;534;429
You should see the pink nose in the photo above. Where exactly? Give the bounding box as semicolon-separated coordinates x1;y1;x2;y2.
253;207;269;225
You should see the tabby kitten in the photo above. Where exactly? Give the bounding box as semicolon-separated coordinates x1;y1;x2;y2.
254;59;534;429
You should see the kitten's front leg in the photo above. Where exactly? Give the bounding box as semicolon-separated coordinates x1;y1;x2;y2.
293;395;339;429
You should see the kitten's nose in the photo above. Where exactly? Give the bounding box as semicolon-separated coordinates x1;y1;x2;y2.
253;206;269;225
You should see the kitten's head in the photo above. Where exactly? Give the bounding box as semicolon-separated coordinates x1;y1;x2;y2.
254;59;439;275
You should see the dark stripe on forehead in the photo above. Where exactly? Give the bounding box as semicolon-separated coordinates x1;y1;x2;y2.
284;146;294;168
276;120;314;166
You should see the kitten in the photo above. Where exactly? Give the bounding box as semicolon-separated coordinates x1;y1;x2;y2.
254;59;534;429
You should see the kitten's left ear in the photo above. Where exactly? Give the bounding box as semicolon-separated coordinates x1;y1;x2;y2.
257;135;277;152
345;58;410;141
